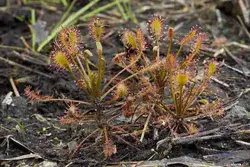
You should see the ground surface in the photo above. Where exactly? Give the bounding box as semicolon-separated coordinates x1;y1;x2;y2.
0;0;250;167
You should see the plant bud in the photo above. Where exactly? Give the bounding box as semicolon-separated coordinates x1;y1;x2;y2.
198;99;209;105
168;27;174;40
152;46;159;60
84;50;93;57
96;41;103;54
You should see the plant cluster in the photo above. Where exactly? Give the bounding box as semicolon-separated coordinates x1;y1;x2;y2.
25;16;223;158
113;16;223;137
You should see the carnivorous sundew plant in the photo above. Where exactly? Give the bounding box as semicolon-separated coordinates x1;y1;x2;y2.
25;16;224;158
25;18;144;158
113;16;224;139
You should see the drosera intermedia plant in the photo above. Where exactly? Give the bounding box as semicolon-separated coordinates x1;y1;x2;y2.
24;16;224;158
113;16;224;139
24;18;151;158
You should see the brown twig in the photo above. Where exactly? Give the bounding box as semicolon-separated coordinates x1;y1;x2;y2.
238;0;250;25
0;57;52;78
157;123;249;150
9;77;20;97
223;46;250;76
71;128;100;158
237;15;250;39
20;36;32;50
226;42;250;49
235;140;250;148
140;109;153;142
211;77;230;88
222;62;246;76
11;51;48;66
0;44;48;63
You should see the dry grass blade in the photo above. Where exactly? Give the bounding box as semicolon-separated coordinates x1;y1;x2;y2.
0;57;52;78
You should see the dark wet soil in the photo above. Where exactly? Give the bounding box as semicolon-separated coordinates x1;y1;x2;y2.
0;1;250;167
